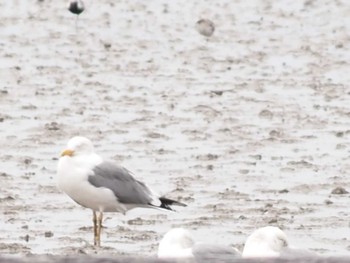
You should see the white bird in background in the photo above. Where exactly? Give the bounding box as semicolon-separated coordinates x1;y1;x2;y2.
158;228;241;262
57;136;186;247
242;226;317;258
242;226;288;257
158;228;195;258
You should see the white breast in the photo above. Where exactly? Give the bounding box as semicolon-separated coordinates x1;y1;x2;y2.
57;154;127;213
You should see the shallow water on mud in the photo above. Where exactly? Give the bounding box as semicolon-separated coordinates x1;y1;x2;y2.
0;0;349;257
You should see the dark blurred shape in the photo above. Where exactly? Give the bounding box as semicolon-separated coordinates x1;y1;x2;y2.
68;0;85;15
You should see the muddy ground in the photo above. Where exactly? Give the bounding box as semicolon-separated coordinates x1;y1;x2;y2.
0;0;349;257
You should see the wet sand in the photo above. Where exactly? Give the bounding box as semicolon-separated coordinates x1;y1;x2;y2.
0;0;349;257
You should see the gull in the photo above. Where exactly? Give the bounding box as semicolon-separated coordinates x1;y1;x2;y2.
242;226;288;257
158;228;241;262
57;136;186;247
68;0;84;30
242;226;317;258
68;0;85;15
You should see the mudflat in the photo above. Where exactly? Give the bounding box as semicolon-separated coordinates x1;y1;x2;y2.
0;0;349;256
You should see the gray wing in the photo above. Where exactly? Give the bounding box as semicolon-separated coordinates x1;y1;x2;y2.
88;161;155;205
192;244;241;263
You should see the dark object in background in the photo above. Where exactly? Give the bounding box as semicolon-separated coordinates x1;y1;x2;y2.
68;0;85;15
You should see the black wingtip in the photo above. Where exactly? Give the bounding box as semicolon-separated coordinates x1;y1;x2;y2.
159;197;187;211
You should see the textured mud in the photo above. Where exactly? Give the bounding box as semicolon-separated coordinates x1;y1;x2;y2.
0;0;349;257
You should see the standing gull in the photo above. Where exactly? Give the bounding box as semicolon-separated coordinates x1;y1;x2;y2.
57;136;186;246
68;0;85;15
68;0;84;30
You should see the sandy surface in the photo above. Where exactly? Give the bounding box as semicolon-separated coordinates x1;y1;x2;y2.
0;0;349;257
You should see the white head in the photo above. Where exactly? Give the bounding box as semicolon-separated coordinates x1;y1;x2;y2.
57;136;102;194
61;136;94;157
158;228;195;258
242;226;289;258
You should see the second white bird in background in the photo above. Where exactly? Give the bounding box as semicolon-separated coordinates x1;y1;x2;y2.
242;226;317;258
